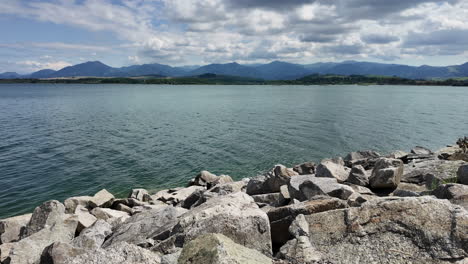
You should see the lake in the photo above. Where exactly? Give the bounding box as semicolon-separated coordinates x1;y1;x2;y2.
1;83;467;218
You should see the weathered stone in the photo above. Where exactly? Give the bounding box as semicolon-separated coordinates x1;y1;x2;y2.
113;203;134;215
0;213;31;244
103;206;186;247
304;197;468;263
247;165;298;195
346;192;369;207
344;150;381;169
5;216;78;264
189;170;233;188
208;179;248;195
65;242;161;264
391;189;421;197
128;188;151;202
279;185;290;200
388;150;409;160
73;220;112;250
152;186;206;206
74;205;97;233
22;200;65;238
288;214;309;238
300;177;355;200
112;198;147;208
178;233;272;264
432;183;468;210
293;162;315;175
287;174;315;201
40;242;87;264
150;192;272;257
347;165;369;186
436;145;461;160
160;250;181;264
91;208;129;222
369;158;403;189
276;236;322;264
411;146;433;155
402;159;466;187
458;164;468;184
0;243;14;263
88;189;115;208
252;193;286;207
64;196;93;213
315;158;350;182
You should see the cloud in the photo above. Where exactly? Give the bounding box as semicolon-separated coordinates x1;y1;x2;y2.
361;34;400;44
17;60;72;72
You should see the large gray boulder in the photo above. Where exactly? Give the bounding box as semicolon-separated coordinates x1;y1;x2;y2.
402;159;466;187
150;192;272;257
411;146;433;155
344;150;381;169
64;196;93;214
246;165;298;195
293;162;315;175
251;193;286;207
91;208;129;222
74;205;97;233
189;170;233;188
41;242;87;264
299;177;355;200
178;233;272;264
458;164;468;184
128;188;151;202
346;165;369;186
88;189;115;208
152;186;205;206
315;158;350;183
64;242;161;264
432;183;468;210
103;206;186;247
369;158;403;189
208;179;248;195
22;200;65;238
304;197;468;263
287;174;315;201
0;213;31;244
72;220;112;250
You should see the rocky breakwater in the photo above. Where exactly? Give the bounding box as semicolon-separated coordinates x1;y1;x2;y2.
1;141;468;264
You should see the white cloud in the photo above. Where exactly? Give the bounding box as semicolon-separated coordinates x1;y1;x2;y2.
17;60;72;71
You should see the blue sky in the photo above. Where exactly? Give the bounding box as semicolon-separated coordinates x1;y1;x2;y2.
0;0;467;73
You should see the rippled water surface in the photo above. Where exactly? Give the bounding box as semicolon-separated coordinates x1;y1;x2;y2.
1;84;468;218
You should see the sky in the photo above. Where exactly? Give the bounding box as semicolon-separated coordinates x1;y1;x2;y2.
0;0;467;73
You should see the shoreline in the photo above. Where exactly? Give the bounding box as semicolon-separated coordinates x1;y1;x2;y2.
1;140;468;263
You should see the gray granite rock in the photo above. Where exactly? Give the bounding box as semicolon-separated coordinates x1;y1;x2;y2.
369;158;403;189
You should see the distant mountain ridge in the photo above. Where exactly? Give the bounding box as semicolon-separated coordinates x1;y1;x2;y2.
2;60;468;80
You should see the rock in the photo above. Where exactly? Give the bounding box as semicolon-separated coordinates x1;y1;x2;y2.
73;220;112;250
277;236;322;264
112;198;147;208
344;150;381;169
128;188;151;202
436;145;461;160
299;177;355;200
252;193;286;207
402;159;466;187
288;214;309;238
64;242;161;264
293;162;315;175
287;174;315;201
246;165;298;195
113;203;134;215
103;206;187;247
152;186;206;206
178;233;272;264
346;165;369;186
279;185;290;200
458;164;468;184
189;170;233;188
74;205;97;233
388;150;409;160
91;208;129;222
432;183;468;209
315;158;350;182
267;198;347;246
369;158;403;189
22;200;65;238
160;250;181;264
411;146;433;155
150;192;272;257
4;216;78;264
346;192;369;207
40;242;87;264
89;189;114;208
0;243;14;262
64;196;93;213
208;179;248;195
391;189;420;197
304;197;468;263
0;213;31;244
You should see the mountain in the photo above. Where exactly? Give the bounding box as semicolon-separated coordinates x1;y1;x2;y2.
50;61;113;77
29;69;57;79
254;61;310;80
0;72;21;79
188;62;261;79
115;63;187;77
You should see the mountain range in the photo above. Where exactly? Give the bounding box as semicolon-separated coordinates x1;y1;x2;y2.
2;60;468;80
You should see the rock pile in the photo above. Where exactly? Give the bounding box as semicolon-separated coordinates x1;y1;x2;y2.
1;141;468;264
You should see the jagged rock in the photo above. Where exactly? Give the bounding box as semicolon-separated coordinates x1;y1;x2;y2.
402;159;466;187
150;192;272;257
91;208;129;223
344;150;381;169
189;170;233;188
411;146;433;155
131;204;170;214
458;164;468;184
74;205;97;233
315;158;350;182
88;189;115;208
293;162;315;175
346;165;369;186
432;183;468;209
267;198;347;246
178;233;272;264
277;236;322;264
287;174;315;201
345;183;374;195
288;214;309;238
252;193;286;207
208;179;248;195
152;186;206;206
113;203;134;215
64;196;93;213
391;189;421;197
64;242;161;264
0;213;31;244
369;158;403;189
161;250;181;264
128;188;151;202
40;242;87;264
304;197;468;263
388;150;409;160
279;185;290;200
346;192;369;207
73;220;112;250
22;200;65;238
4;216;78;264
112;198;147;208
246;165;298;195
436;145;461;160
103;206;186;247
299;177;355;200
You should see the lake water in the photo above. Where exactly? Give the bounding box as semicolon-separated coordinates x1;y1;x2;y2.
1;84;467;218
